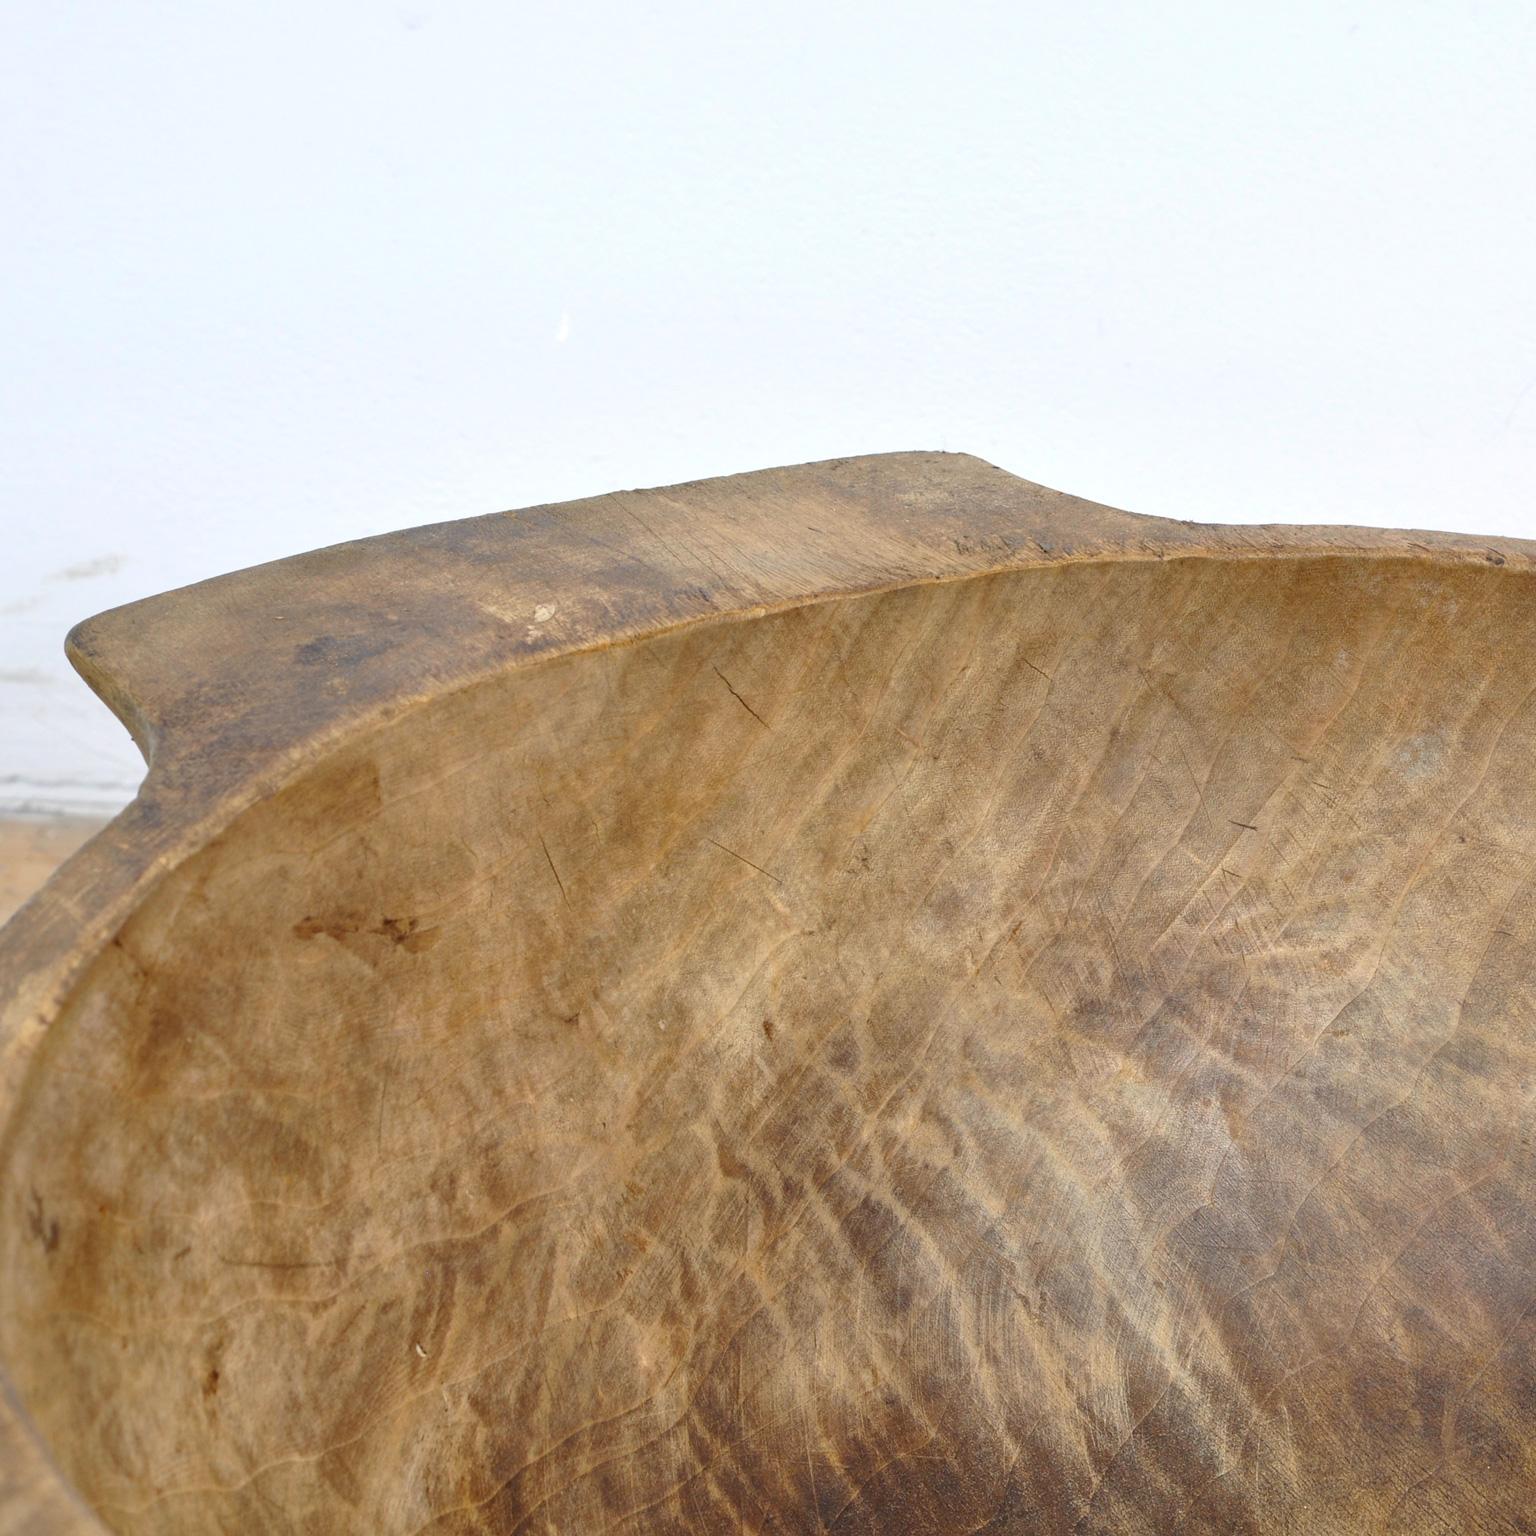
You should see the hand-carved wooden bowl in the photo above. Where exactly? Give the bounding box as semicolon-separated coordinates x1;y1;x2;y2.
4;454;1535;1534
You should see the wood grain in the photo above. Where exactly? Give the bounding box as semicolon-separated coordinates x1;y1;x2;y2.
3;453;1535;1532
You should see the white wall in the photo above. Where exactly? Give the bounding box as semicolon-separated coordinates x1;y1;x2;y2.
4;1;1535;814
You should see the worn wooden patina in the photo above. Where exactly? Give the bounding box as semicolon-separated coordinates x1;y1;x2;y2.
3;453;1536;1533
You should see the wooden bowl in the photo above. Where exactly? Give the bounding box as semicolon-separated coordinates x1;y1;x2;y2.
4;454;1535;1533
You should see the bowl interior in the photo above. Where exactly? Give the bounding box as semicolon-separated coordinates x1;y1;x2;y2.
6;554;1536;1533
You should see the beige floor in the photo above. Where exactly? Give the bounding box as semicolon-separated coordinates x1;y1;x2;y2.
0;817;108;927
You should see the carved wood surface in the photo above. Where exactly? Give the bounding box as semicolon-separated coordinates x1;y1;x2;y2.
3;454;1535;1532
